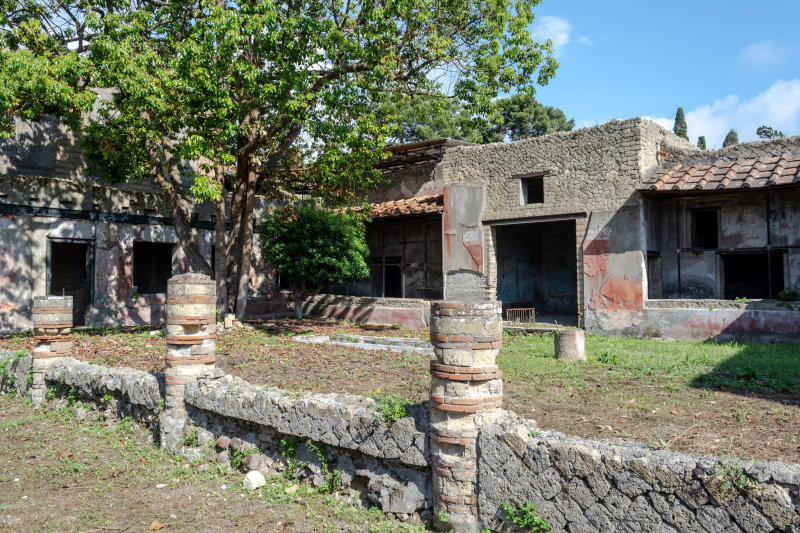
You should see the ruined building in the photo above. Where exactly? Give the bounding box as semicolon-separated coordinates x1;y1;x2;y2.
2;116;799;341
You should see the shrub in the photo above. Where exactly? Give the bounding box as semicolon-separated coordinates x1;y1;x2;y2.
259;205;369;318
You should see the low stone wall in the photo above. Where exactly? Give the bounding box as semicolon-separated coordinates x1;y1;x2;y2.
302;294;432;329
640;305;800;343
4;349;800;531
183;373;432;514
0;350;32;396
479;415;800;532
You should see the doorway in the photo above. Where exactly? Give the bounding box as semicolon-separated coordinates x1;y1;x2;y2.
49;241;92;327
495;219;578;326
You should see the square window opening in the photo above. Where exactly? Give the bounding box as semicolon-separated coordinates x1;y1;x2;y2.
691;209;718;249
133;242;174;294
722;252;784;299
521;177;544;205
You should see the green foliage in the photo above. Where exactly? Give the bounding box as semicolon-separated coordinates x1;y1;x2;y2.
102;393;114;403
723;129;739;147
279;438;299;480
697;136;707;150
385;96;486;144
259;206;370;304
673;107;688;140
1;0;559;285
387;93;573;145
184;428;200;447
305;439;342;493
230;447;260;471
502;502;550;532
438;509;448;523
66;386;78;406
717;461;757;492
484;93;575;143
756;125;785;140
374;394;410;426
46;387;57;401
779;289;798;302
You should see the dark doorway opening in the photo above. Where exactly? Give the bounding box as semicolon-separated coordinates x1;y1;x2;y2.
722;252;784;300
133;242;174;294
49;241;91;326
495;219;578;325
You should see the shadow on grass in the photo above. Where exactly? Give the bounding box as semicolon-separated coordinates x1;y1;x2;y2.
690;340;800;405
246;317;415;338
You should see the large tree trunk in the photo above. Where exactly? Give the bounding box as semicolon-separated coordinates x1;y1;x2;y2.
214;165;228;313
152;139;212;276
225;155;249;313
234;166;258;320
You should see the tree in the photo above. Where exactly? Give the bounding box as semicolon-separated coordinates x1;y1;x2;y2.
697;136;707;150
259;205;369;319
673;107;688;141
483;93;574;143
386;93;573;145
723;129;740;147
385;96;484;145
756;125;786;140
1;0;558;319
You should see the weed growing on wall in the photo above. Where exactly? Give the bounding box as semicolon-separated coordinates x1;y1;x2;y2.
502;502;550;532
374;394;410;426
717;460;758;492
184;428;200;447
279;438;299;480
230;447;261;471
305;440;342;494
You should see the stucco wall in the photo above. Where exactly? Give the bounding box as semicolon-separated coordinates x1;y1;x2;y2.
439;118;691;334
0;173;276;332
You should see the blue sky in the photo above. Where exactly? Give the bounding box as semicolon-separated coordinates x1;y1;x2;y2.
527;0;800;148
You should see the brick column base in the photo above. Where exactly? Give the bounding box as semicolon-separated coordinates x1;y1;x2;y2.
429;301;502;532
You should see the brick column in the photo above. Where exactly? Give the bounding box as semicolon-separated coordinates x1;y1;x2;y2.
429;301;503;532
160;273;216;449
31;296;73;406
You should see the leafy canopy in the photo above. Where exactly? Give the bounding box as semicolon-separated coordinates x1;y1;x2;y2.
1;0;560;207
756;125;785;140
258;205;370;295
386;93;573;145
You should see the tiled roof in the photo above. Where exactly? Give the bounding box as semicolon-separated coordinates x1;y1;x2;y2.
639;151;800;193
369;194;444;218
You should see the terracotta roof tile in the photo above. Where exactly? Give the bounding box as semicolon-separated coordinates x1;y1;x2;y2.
639;151;800;193
368;194;444;218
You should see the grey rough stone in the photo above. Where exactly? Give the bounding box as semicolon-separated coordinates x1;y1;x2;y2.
366;474;426;514
476;417;800;532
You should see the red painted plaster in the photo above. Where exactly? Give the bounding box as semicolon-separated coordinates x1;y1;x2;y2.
590;274;643;311
463;231;484;274
583;239;609;278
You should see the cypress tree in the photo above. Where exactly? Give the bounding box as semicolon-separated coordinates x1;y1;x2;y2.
697;136;706;150
722;129;739;147
673;107;689;140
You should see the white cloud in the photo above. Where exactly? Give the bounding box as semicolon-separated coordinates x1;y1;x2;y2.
577;36;593;46
531;16;571;50
739;40;796;69
686;80;800;148
640;115;674;132
638;80;800;148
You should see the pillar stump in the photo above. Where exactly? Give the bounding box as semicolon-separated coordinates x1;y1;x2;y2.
554;328;586;362
31;296;73;406
429;301;503;532
160;273;216;449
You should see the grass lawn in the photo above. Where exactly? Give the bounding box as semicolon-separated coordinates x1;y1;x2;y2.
1;318;798;463
0;394;429;532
